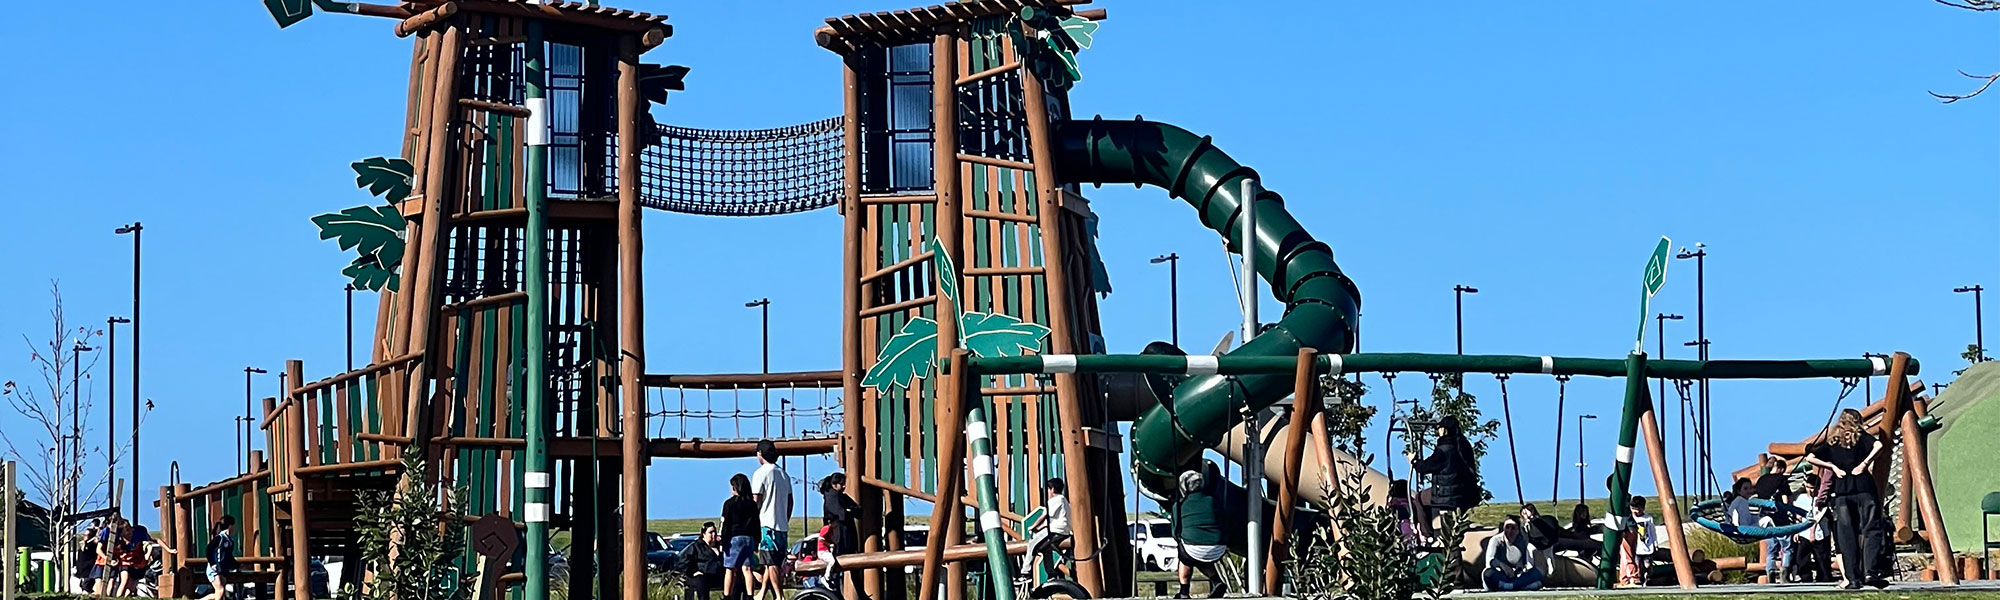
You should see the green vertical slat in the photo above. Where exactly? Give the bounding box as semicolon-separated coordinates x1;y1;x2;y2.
192;501;208;554
347;382;365;462
477;308;501;514
513;305;528;517
453;310;476;493
973;167;992;313
317;389;336;464
498;116;515;209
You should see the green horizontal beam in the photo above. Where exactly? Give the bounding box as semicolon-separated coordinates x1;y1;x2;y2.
967;352;1913;380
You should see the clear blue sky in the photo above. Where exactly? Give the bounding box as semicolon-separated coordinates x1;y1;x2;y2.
0;1;1993;524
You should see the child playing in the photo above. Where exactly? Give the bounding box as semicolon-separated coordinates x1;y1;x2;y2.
1026;478;1072;580
1618;496;1658;587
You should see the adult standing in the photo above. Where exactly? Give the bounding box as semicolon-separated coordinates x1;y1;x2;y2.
819;473;859;557
751;441;793;600
1803;409;1887;590
1171;470;1227;600
1407;419;1482;541
722;474;761;600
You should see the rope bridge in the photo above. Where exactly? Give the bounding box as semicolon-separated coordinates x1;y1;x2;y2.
639;117;845;216
644;370;845;442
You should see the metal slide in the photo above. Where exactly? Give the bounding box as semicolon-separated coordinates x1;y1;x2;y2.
1052;117;1369;504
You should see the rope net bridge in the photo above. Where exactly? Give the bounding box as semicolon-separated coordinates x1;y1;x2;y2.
645;370;845;442
639;117;845;216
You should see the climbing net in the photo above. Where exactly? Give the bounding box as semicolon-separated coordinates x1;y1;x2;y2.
645;377;845;442
638;117;845;216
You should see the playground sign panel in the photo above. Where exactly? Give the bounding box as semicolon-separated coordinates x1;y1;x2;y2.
1636;236;1670;352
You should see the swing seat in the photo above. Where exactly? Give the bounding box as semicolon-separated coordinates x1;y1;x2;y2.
1687;498;1813;544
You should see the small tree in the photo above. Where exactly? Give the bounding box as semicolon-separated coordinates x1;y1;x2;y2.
340;448;472;600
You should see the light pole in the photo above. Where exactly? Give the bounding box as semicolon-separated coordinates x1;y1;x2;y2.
244;368;268;474
346;284;356;371
1862;352;1888;401
115;221;142;521
1675;243;1706;497
1453;285;1478;355
70;340;93;514
746;298;771;438
1576;413;1598;504
1656;313;1682;486
1682;338;1710;497
1150;254;1181;346
1955;285;1985;362
106;317;128;499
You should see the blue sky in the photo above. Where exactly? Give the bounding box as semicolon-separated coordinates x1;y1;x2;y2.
0;1;1993;523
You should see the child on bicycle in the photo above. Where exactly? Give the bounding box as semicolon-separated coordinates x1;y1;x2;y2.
1025;478;1072;581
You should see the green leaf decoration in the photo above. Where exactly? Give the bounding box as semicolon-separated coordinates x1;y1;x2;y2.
861;317;940;391
264;0;314;28
638;64;690;105
351;157;415;203
312;204;408;266
342;254;400;292
928;237;961;309
1060;16;1099;50
958;312;1050;359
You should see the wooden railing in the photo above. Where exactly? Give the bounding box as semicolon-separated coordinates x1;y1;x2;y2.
270;354;422;480
158;458;283;596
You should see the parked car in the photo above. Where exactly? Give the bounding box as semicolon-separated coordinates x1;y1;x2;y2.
643;532;678;573
1129;519;1178;572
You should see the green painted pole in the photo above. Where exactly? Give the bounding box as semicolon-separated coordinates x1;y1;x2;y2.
1596;351;1648;589
963;401;1015;600
966;353;1908;380
522;21;552;600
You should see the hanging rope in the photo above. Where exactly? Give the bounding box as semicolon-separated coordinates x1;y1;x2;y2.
1383;372;1402;481
1549;375;1568;504
1496;374;1523;503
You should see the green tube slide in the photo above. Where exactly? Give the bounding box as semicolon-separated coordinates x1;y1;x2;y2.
1053;117;1363;500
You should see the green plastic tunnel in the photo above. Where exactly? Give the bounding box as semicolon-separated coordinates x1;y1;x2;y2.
1053;117;1362;499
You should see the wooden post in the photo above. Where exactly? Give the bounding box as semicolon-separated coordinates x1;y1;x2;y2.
928;25;969;600
1901;401;1957;584
1016;35;1103;600
917;352;970;600
615;33;648;600
836;48;877;600
1266;349;1319;594
1638;404;1698;589
404;24;464;440
285;361;312;600
1897;382;1926;543
156;485;174;599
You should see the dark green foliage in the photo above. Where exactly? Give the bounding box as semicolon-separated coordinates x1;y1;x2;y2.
637;65;690;106
1955;343;1983;375
338;449;472;600
351;157;416;203
312;204;407;292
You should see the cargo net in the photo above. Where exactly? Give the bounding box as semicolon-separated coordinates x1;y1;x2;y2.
639;117;846;216
645;373;845;442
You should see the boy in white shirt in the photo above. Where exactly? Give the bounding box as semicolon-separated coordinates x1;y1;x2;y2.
750;441;792;600
1027;478;1072;580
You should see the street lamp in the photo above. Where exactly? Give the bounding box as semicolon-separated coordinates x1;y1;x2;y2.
106;316;128;497
115;221;142;520
1682;338;1710;497
244;367;268;474
1452;285;1478;355
1150;254;1181;346
346;284;356;371
70;340;93;514
746;298;771;438
1954;285;1985;362
1655;313;1683;487
1675;243;1707;497
1568;414;1600;504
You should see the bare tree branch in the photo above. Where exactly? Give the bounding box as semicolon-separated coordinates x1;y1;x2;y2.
1934;0;2000;10
1932;70;2000;103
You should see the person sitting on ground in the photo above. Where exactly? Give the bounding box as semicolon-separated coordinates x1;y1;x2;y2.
1521;503;1598;559
1565;502;1602;561
1406;418;1482;541
1025;478;1072;581
1171;470;1228;599
1482;515;1545;591
1617;496;1657;588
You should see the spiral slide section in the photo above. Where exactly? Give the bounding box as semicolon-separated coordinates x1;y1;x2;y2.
1053;118;1364;501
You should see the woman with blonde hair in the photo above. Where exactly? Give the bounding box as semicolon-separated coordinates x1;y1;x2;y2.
1803;408;1886;589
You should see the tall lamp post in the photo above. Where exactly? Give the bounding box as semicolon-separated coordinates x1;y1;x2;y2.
106;316;128;497
1655;313;1683;486
115;221;142;521
746;298;771;437
1954;285;1985;362
1576;413;1598;504
1151;254;1181;346
1453;285;1478;354
1674;243;1707;497
1681;338;1710;496
243;368;268;474
70;340;93;514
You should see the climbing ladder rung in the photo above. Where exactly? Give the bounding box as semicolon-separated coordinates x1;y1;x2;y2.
860;194;937;205
457;98;531;118
957;153;1034;172
863;251;936;283
955;61;1020;86
963;208;1037;224
965;266;1043;276
859;295;937;318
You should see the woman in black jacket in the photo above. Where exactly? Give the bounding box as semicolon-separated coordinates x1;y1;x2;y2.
1407;418;1482;541
820;473;860;556
680;523;726;600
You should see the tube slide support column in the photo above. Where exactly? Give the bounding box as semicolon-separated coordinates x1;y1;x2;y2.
616;33;649;600
522;19;553;600
964;387;1016;600
1596;351;1647;589
1238;177;1265;597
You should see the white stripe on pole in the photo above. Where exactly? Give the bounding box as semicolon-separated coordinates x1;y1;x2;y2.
967;420;991;442
526;98;551;146
980;511;1002;532
972;455;995;479
525;502;551;523
1616;444;1634;463
525;472;551;488
1868;356;1887;376
1540;356;1554;374
1326;354;1344;374
1042;355;1078;374
1185;355;1219;375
